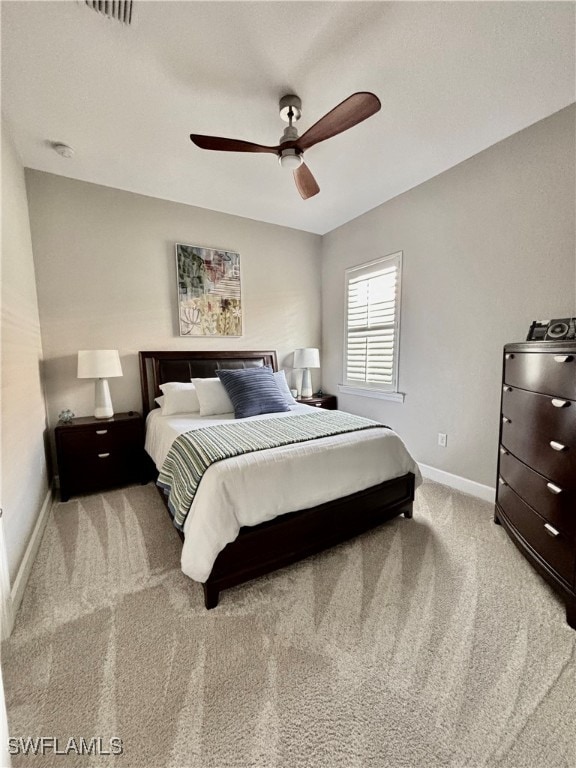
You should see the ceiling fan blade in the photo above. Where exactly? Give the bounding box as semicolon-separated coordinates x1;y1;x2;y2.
296;92;381;152
294;163;320;200
190;134;279;154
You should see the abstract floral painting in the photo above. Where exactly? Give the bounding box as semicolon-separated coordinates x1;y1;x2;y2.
175;243;242;336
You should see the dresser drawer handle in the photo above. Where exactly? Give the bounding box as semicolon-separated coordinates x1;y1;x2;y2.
503;385;513;392
498;477;507;486
95;430;108;435
314;403;322;407
546;482;563;495
544;523;560;538
551;399;569;408
502;416;511;424
98;453;110;459
553;355;572;363
505;353;515;360
499;447;508;456
549;441;566;452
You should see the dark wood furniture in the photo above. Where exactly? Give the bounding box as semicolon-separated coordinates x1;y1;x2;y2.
56;412;145;501
297;394;337;410
139;350;415;608
495;341;576;629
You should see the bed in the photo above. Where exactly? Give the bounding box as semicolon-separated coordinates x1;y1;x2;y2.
140;350;420;608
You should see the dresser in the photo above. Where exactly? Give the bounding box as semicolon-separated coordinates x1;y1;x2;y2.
56;412;145;501
495;341;576;629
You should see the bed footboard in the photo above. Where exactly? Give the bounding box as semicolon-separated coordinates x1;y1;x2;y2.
202;471;415;608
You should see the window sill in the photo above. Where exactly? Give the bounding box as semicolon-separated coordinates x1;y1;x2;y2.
338;385;405;403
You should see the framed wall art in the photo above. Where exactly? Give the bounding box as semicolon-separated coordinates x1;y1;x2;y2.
175;243;242;337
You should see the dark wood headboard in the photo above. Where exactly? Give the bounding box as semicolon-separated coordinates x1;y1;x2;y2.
139;350;278;416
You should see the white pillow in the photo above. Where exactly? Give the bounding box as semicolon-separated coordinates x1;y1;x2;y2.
191;377;234;416
155;395;165;408
274;369;298;405
158;382;200;415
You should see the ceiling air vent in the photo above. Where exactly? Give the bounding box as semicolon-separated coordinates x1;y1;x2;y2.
85;0;133;25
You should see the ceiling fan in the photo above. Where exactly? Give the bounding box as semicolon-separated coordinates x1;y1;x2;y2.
190;92;381;200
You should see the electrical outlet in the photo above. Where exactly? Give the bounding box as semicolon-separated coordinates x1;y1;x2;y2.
438;432;447;448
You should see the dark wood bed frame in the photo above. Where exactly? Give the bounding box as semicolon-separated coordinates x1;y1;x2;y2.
139;350;416;608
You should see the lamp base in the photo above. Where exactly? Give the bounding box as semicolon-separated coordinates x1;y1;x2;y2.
94;378;114;419
301;368;313;399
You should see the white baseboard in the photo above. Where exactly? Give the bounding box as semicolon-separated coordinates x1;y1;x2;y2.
7;485;54;636
418;463;495;503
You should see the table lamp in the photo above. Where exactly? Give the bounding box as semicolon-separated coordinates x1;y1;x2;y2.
77;349;123;419
294;347;320;399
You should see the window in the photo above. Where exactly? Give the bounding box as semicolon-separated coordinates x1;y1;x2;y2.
343;252;402;396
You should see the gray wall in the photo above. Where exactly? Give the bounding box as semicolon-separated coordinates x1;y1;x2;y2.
1;121;50;582
321;105;576;488
25;173;322;437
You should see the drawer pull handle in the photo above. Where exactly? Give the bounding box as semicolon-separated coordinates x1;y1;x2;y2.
553;355;572;363
544;523;560;538
499;447;508;456
498;477;507;486
505;353;515;360
502;416;511;424
96;430;108;435
98;453;110;459
503;386;513;392
546;482;563;495
551;399;569;408
550;441;566;452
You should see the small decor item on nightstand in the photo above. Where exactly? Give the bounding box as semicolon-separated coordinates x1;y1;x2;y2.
294;347;320;398
77;349;123;419
58;409;75;424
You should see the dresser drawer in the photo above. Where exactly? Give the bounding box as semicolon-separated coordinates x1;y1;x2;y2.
501;390;576;488
504;351;576;400
497;482;575;584
499;449;576;537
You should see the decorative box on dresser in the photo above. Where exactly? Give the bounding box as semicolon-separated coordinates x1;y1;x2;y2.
495;341;576;629
56;412;145;501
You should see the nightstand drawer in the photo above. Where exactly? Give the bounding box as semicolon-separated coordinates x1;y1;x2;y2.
498;482;575;584
297;395;337;410
63;452;138;493
504;351;576;400
58;421;142;455
499;448;576;537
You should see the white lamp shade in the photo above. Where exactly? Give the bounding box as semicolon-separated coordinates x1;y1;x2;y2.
77;349;123;379
294;348;320;369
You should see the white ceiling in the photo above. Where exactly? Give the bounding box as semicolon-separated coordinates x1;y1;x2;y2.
2;1;574;235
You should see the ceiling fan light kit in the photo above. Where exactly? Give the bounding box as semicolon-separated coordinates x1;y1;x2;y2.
190;91;381;200
279;149;302;170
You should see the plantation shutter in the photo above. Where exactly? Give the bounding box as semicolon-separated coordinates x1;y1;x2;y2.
344;252;402;392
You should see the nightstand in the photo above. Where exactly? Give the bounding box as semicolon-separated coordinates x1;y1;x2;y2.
55;412;145;501
297;394;337;410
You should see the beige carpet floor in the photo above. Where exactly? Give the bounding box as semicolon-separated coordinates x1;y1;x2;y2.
2;480;576;768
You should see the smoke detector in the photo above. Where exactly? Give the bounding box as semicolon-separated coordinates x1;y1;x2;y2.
51;142;74;159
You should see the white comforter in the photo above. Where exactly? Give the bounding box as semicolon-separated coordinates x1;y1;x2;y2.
145;405;422;582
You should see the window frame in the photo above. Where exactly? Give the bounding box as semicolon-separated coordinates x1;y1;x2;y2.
341;251;403;397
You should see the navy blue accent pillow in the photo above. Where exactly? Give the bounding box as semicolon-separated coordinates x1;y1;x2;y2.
217;366;291;419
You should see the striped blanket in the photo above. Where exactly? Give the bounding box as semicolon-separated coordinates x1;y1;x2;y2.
157;411;385;530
